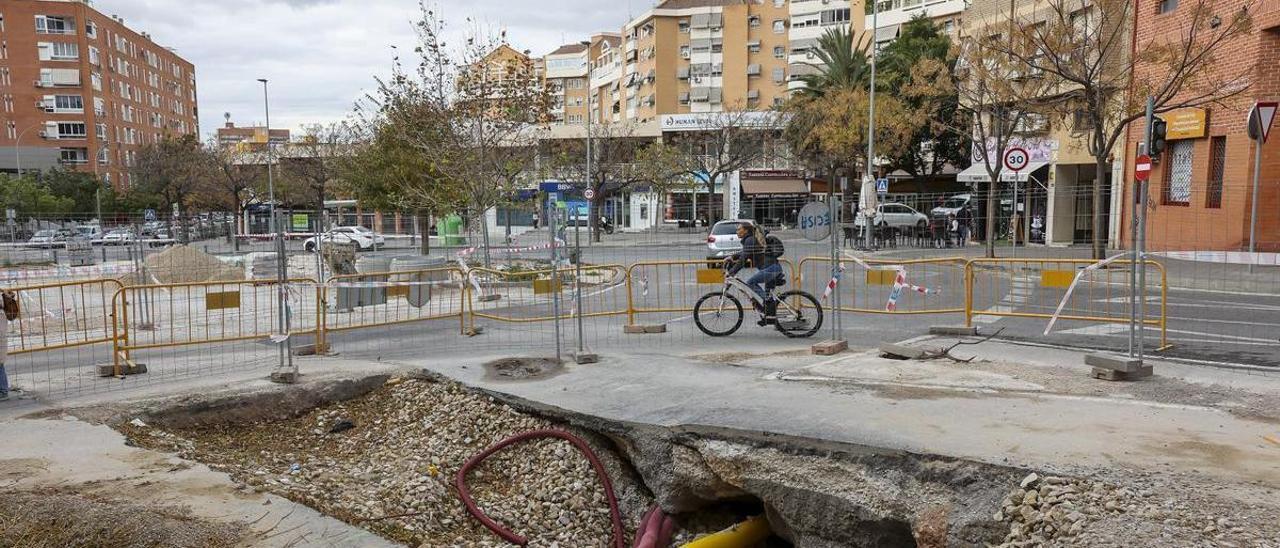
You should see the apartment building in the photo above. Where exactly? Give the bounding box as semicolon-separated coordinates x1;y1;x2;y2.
544;43;590;125
587;32;623;124
0;0;198;189
867;0;964;50
788;0;865;91
1120;0;1280;253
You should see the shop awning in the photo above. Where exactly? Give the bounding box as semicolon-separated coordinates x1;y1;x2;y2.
743;179;808;195
956;161;1049;183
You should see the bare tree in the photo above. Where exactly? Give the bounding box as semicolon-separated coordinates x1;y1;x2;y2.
666;108;776;225
201;141;263;250
914;21;1058;258
631;142;695;234
999;0;1252;259
543;122;656;242
280;122;356;237
130;134;210;244
365;5;550;266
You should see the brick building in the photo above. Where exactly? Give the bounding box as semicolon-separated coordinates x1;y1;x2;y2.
1122;0;1280;252
216;117;289;152
0;0;198;189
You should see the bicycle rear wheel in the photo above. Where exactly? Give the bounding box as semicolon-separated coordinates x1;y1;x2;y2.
774;290;823;338
694;292;744;337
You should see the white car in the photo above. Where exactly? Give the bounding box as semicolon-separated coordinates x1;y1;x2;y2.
706;219;755;263
101;229;137;246
27;229;74;248
304;226;384;252
930;194;972;218
854;203;929;230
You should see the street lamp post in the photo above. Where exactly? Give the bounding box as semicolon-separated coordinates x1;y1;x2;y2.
14;123;45;176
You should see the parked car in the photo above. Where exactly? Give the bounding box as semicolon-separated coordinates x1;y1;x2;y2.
930;194;971;219
75;225;104;244
150;228;174;248
853;203;929;230
303;226;385;252
27;228;74;248
705;219;755;267
101;228;137;246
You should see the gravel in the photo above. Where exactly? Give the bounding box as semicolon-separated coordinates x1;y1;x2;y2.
120;377;652;547
994;472;1280;547
0;488;243;548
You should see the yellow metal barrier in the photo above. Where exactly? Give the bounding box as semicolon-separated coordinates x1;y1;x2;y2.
964;258;1168;348
112;278;319;374
5;278;123;356
321;266;468;342
796;256;969;315
468;264;629;324
624;259;798;325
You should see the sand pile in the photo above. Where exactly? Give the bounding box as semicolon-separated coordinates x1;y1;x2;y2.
143;245;244;284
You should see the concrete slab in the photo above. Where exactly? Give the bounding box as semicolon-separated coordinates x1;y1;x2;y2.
793;349;1047;392
1085;353;1146;373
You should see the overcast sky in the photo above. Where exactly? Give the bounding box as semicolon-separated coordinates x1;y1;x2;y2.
112;0;631;138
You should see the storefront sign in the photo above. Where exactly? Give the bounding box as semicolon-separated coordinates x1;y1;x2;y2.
1164;108;1208;140
291;214;309;232
660;112;785;132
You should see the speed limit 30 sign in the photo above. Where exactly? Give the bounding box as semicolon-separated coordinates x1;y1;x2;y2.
1004;147;1030;173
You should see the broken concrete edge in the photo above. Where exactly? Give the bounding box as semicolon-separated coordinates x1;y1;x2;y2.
810;339;847;356
930;325;980;337
573;352;600;365
623;324;667;334
477;294;503;302
879;342;929;360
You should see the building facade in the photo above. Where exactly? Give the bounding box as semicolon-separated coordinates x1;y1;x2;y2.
1121;0;1280;254
867;0;963;50
216;118;289;152
0;0;198;188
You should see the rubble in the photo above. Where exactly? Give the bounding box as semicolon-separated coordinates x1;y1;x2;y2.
142;245;243;284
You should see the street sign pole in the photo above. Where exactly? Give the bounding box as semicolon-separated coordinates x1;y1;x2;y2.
1003;147;1029;258
1247;102;1276;273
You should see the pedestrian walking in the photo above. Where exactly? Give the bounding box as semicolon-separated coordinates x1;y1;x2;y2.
948;215;960;248
0;290;17;401
957;205;973;247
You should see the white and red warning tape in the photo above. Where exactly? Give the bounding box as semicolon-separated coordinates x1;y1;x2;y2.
885;268;939;312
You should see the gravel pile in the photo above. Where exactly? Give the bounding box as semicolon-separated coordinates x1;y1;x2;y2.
0;488;243;548
122;377;652;547
994;472;1279;547
143;245;243;284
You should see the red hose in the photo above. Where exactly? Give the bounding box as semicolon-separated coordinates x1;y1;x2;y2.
455;429;627;548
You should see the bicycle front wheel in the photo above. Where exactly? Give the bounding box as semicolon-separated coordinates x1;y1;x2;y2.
775;290;823;338
694;292;744;337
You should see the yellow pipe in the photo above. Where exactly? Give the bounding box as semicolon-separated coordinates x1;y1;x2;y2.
681;515;771;548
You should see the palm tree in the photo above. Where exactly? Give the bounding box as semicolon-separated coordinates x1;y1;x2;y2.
795;26;874;97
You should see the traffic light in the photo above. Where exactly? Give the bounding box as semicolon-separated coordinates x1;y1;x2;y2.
1149;116;1168;159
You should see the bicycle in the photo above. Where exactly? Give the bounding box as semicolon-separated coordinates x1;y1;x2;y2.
693;263;823;338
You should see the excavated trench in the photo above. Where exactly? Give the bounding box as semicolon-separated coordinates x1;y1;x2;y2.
106;372;1027;547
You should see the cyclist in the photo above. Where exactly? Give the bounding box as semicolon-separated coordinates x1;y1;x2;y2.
728;223;785;324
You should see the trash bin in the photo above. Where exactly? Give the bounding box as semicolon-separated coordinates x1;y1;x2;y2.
442;215;465;246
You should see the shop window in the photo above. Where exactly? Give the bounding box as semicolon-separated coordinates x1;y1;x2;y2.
1205;136;1225;209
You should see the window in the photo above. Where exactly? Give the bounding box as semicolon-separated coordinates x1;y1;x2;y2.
56;122;87;138
942;20;955;34
1206;136;1226;208
771;67;785;83
749;16;761;27
1161;140;1194;205
680;45;690;59
86;20;96;38
95;122;107;140
773;97;785;108
90;72;102;91
59;147;88;164
35;15;73;35
774;0;785;7
773;20;786;33
97;147;108;165
821;8;851;25
1158;0;1178;14
53;94;82;112
774;46;785;59
51;42;79;60
748;42;761;53
679;19;690;33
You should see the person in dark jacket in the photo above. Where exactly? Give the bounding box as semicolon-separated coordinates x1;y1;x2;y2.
729;223;784;322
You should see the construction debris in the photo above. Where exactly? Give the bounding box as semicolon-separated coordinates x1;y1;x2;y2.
142;245;243;284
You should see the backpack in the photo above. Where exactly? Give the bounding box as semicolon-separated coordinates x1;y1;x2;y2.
764;233;785;259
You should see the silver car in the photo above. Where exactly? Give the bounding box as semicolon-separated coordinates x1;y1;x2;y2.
706;219;755;266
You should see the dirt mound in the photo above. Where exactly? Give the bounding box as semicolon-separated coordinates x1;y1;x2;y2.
143;245;243;284
0;488;244;548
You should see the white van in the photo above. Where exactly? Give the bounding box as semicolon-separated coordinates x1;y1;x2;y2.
931;194;971;218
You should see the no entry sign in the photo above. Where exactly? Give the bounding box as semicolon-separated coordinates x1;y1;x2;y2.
1135;154;1152;182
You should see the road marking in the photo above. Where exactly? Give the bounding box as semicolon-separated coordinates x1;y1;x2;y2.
1056;324;1279;345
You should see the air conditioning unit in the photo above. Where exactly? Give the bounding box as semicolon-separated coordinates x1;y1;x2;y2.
34;81;47;88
